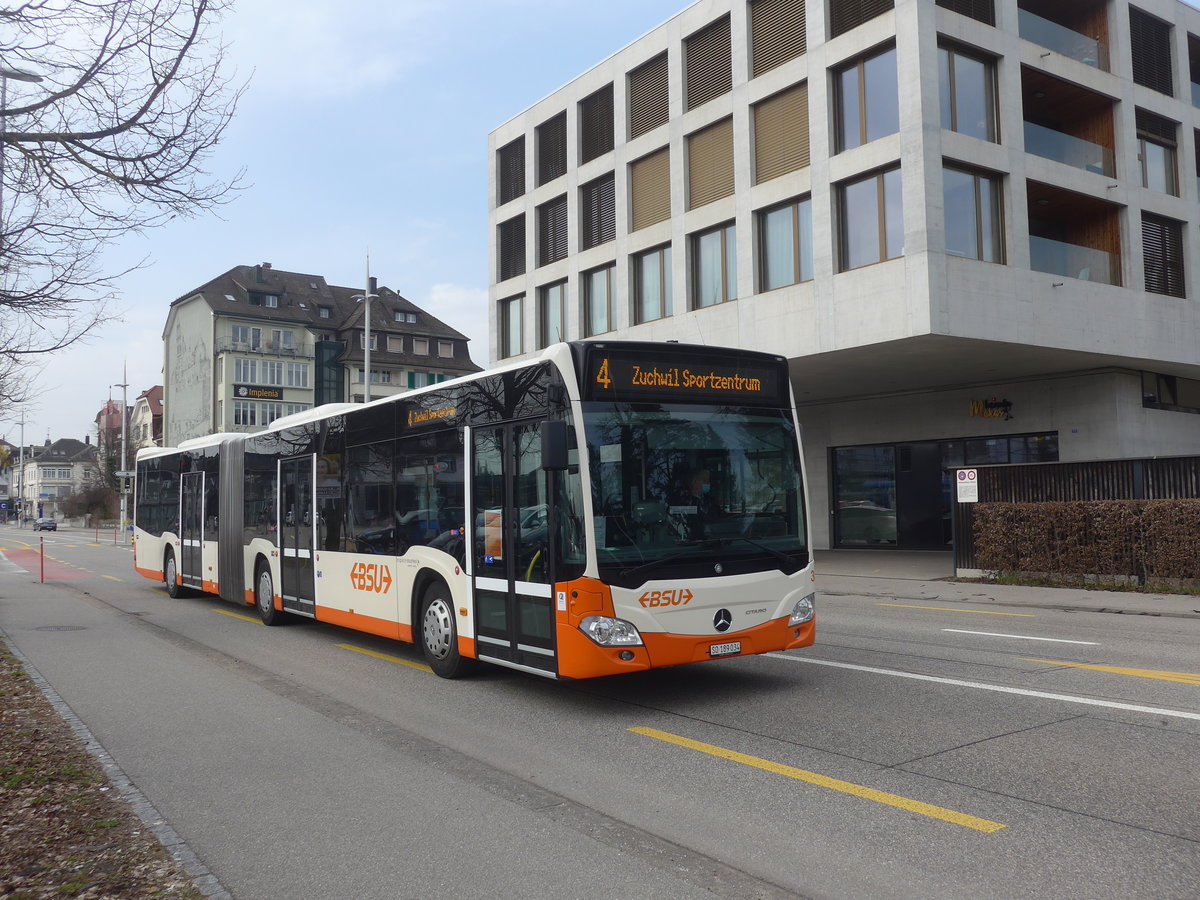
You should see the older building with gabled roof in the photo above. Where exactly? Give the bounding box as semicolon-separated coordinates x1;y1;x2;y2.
162;263;483;444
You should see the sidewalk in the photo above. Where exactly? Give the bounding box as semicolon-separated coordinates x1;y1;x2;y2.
814;549;1200;619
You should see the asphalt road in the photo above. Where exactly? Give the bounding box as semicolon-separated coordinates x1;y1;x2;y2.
2;524;1198;899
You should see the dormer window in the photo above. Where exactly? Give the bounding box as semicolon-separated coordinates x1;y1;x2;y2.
318;306;332;319
393;310;417;324
250;293;280;308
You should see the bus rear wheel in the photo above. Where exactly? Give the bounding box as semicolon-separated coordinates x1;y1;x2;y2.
164;548;183;599
255;562;286;626
419;583;475;679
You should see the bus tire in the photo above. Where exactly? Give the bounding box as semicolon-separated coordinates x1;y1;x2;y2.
419;583;475;679
164;548;184;599
255;561;286;626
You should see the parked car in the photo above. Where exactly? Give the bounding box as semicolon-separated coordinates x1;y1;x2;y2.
34;517;57;531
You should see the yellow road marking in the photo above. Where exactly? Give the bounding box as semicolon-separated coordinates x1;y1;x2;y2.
630;727;1006;834
213;609;262;624
1022;658;1200;685
880;603;1035;618
337;643;433;674
103;575;123;582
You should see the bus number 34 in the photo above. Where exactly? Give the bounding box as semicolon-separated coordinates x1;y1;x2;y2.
350;562;393;594
638;588;694;608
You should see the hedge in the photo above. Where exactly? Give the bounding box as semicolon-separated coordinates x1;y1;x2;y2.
973;499;1200;583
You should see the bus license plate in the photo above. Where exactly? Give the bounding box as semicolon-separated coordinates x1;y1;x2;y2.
709;641;741;657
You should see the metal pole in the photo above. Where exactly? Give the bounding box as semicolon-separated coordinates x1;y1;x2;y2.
17;410;24;528
121;372;128;544
364;258;372;404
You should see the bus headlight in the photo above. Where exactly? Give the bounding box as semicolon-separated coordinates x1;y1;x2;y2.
788;593;815;626
580;616;644;647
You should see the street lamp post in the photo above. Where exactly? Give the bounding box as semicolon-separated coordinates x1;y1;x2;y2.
351;259;380;403
111;375;128;543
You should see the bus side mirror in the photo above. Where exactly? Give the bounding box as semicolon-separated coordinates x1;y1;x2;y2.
541;420;568;471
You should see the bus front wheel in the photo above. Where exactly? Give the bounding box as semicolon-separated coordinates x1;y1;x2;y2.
255;562;286;626
419;583;475;679
164;548;183;599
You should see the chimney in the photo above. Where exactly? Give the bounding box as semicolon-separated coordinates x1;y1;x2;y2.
369;276;378;294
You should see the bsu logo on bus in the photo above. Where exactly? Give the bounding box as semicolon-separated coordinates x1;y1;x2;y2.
350;562;392;594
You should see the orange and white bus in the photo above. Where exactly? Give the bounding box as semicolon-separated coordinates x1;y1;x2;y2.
134;341;816;679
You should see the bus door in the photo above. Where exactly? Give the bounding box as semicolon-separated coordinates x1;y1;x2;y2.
179;471;204;590
279;455;316;615
471;421;556;675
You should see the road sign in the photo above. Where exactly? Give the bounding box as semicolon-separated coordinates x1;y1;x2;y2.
956;468;978;503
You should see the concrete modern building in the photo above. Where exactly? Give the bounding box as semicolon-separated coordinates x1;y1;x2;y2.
163;263;483;445
488;0;1200;550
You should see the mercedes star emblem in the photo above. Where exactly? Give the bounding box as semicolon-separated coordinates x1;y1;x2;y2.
713;608;732;632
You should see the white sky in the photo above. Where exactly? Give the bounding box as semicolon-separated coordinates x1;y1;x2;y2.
4;0;1200;446
3;0;685;446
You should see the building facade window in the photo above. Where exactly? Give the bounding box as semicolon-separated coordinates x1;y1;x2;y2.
584;265;614;336
261;402;283;424
936;0;994;26
938;44;997;142
1130;7;1173;97
318;306;331;319
537;194;569;266
692;223;737;308
233;401;256;427
579;84;614;163
830;0;895;39
835;45;899;152
497;136;525;205
536;111;567;185
498;214;526;281
1137;109;1178;195
234;358;256;383
628;51;669;139
750;0;806;77
538;281;566;348
839;167;904;270
943;166;1003;262
232;325;261;348
634;245;672;323
437;340;454;358
759;197;813;290
393;310;417;323
285;403;310;416
499;295;523;358
580;173;616;249
359;333;378;350
413;338;429;355
754;82;809;184
685;15;732;111
387;335;404;352
262;361;284;386
688;118;734;210
630;147;671;231
286;363;309;388
1142;212;1185;298
270;329;294;350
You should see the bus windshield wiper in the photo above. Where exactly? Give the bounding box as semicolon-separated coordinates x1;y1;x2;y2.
618;540;715;578
722;536;796;567
618;537;796;580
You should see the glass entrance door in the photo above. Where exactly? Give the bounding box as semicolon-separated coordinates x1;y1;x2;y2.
471;421;556;674
279;455;316;614
180;471;204;589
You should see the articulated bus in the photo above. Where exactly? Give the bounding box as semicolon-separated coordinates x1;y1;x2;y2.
134;341;816;679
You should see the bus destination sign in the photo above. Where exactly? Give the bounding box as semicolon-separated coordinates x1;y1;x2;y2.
584;348;785;405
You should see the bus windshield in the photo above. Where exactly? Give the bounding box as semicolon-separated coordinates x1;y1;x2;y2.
583;402;808;587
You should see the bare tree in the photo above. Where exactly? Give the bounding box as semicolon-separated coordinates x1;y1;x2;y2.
0;0;244;404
